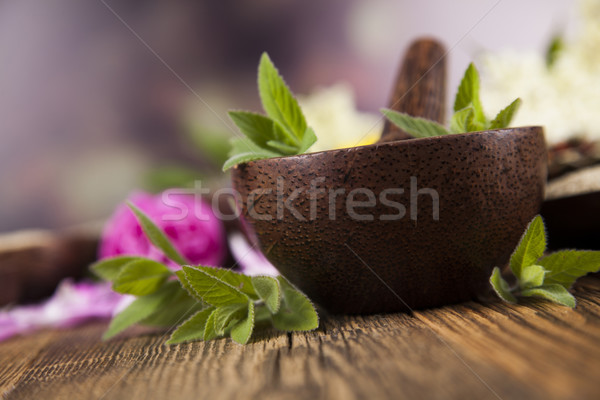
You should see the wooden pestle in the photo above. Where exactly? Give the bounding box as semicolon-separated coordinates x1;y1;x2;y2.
378;38;447;143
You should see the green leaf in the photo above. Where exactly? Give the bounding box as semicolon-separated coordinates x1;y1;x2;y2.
194;266;258;299
228;137;276;158
127;202;188;266
203;309;219;341
449;107;475;134
509;215;546;279
175;270;203;301
453;63;486;126
223;138;281;171
254;304;272;323
521;284;576;308
181;266;249;307
258;52;307;141
230;302;255;345
141;286;202;327
91;256;141;281
272;276;319;331
228;111;279;148
251;276;281;313
103;281;180;340
213;303;247;335
381;109;450;138
519;264;546;289
298;127;317;153
546;35;564;68
489;98;521;130
223;150;281;171
271;120;299;147
539;250;600;289
166;306;215;344
112;259;171;296
266;140;299;155
489;267;517;303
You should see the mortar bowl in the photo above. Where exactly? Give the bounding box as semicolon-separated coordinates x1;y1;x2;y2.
231;126;547;314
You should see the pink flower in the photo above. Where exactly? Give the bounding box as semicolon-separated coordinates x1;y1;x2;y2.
99;190;226;268
0;280;123;342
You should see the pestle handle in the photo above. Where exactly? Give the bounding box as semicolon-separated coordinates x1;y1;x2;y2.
378;38;447;143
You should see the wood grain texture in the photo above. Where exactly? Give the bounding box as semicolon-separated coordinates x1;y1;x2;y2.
2;278;600;400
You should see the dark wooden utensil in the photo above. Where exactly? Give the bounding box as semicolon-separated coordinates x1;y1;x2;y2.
232;38;546;314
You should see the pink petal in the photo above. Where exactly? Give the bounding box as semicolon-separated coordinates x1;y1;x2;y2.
0;280;123;341
228;233;279;277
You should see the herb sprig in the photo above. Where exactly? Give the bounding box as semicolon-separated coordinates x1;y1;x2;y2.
490;215;600;307
223;53;317;171
91;203;319;344
382;63;521;138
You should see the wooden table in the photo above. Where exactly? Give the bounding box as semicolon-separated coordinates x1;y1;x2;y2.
2;277;599;400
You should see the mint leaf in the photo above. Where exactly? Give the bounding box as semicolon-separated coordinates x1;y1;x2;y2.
166;306;215;344
272;120;300;148
298;127;317;153
103;281;180;340
175;270;202;301
223;149;281;171
519;264;546;289
203;309;219;341
258;53;307;141
266;140;299;155
228;111;281;148
538;250;600;289
489;98;521;130
127;202;188;266
141;286;202;327
181;266;249;307
228;137;280;158
509;215;546;279
112;259;171;296
223;138;281;171
449;106;475;134
213;303;247;335
230;302;255;345
453;63;486;127
254;304;272;323
91;256;141;281
251;276;281;313
272;276;318;331
380;109;450;138
521;284;576;308
194;266;258;299
489;267;517;303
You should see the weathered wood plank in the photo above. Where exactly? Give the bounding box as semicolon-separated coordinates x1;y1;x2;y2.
1;278;599;400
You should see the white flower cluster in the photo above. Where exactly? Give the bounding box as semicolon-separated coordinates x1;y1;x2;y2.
480;0;600;145
298;83;382;152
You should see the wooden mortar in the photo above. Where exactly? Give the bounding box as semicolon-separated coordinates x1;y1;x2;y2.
231;38;546;314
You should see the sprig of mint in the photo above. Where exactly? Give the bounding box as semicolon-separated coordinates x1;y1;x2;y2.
91;203;319;344
490;215;600;307
223;53;317;171
382;63;521;138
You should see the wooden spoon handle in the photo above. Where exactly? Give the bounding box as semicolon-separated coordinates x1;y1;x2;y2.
378;38;447;143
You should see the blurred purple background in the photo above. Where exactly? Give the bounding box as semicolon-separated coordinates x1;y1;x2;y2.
0;0;575;232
